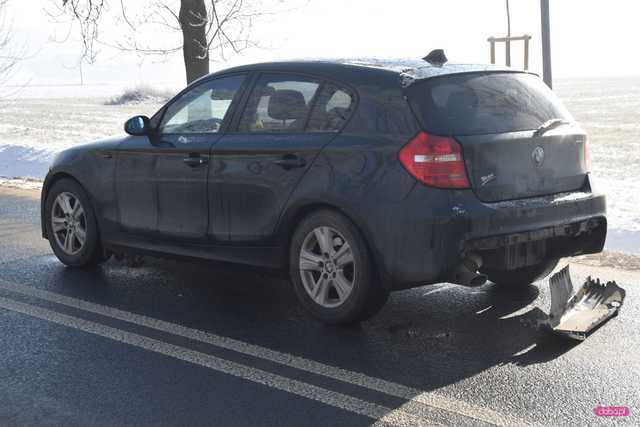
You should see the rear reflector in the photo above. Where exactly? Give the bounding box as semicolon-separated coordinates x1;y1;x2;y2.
399;132;470;188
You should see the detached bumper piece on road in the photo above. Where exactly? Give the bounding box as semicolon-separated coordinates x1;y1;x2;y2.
547;265;625;340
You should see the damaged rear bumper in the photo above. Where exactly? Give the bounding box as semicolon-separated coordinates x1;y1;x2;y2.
466;216;606;270
377;176;606;288
462;189;606;271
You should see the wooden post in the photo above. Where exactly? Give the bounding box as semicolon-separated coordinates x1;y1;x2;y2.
524;36;530;70
489;37;496;64
487;35;531;69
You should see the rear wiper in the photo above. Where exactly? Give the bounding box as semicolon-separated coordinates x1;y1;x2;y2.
534;118;570;137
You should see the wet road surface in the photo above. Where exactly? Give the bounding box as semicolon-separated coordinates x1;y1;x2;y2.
0;189;638;426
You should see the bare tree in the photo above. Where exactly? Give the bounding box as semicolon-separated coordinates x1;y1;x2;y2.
0;0;22;87
52;0;295;84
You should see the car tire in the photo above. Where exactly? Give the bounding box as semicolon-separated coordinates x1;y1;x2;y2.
44;178;103;268
289;210;389;325
484;258;559;288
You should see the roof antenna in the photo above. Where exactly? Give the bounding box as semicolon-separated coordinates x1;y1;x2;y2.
423;49;448;67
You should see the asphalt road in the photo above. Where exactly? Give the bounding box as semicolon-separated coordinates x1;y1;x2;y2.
0;187;638;426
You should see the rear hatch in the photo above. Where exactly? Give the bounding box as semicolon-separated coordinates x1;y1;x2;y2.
406;72;588;202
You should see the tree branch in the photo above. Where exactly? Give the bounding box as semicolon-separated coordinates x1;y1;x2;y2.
53;0;306;81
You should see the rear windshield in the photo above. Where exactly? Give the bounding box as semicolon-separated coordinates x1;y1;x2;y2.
408;72;573;136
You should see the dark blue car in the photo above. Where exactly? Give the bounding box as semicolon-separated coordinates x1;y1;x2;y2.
41;57;606;324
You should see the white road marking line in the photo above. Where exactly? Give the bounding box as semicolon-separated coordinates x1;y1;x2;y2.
0;279;528;426
476;305;493;315
0;295;436;426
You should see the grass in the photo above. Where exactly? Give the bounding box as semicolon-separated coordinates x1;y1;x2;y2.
106;85;174;106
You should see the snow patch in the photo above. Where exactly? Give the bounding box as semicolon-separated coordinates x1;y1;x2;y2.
0;145;56;179
0;177;43;190
0;97;162;179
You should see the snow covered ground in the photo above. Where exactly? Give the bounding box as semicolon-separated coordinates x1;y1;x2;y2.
0;77;638;252
554;76;640;252
0;95;163;178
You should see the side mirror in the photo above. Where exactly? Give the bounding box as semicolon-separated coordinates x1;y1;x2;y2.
124;115;151;136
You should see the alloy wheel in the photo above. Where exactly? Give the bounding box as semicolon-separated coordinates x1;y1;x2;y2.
299;226;356;308
51;192;87;255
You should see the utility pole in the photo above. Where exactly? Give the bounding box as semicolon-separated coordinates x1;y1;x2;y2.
540;0;553;88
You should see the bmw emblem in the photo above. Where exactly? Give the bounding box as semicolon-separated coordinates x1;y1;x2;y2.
532;146;545;167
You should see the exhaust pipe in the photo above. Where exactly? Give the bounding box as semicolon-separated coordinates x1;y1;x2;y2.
450;254;488;287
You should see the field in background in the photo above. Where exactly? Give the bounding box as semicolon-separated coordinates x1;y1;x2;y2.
0;96;163;177
0;77;639;252
554;76;640;251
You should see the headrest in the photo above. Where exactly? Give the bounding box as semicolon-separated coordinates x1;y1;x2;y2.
268;89;307;121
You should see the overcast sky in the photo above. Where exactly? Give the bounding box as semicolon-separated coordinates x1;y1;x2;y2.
5;0;640;89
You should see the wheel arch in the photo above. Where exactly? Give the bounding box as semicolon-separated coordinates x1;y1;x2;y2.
41;171;95;239
279;201;389;288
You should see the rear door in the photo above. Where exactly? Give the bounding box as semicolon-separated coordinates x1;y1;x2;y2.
210;74;354;242
407;72;589;202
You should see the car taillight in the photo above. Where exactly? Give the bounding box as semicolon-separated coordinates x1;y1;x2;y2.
399;131;470;189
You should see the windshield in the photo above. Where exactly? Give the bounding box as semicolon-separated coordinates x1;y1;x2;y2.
408;72;574;136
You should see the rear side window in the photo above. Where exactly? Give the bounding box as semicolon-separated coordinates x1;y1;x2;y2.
238;74;320;132
307;84;355;132
408;72;573;136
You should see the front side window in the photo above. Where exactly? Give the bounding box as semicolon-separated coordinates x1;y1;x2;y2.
160;74;245;134
238;74;320;132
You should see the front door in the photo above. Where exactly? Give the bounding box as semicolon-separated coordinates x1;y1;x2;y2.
115;74;247;241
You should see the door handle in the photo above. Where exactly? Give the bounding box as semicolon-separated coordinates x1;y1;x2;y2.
183;155;209;167
273;155;307;170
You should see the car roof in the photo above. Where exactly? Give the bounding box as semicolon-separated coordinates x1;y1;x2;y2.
210;59;530;88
